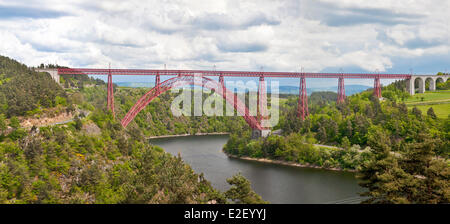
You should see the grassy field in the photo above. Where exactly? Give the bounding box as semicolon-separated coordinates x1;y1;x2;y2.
410;103;450;119
405;90;450;119
404;90;450;105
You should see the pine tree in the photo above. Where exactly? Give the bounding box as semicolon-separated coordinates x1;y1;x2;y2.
401;133;449;203
9;116;20;129
0;114;6;132
225;173;267;204
356;141;418;203
412;106;422;119
357;125;419;203
427;107;437;119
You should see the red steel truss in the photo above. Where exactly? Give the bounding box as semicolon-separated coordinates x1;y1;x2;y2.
58;67;412;128
58;68;411;79
107;69;115;118
257;75;268;123
374;76;381;98
297;75;308;120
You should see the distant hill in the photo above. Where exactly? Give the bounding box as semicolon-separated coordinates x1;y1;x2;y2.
275;85;371;95
115;82;154;88
115;81;371;95
0;55;66;117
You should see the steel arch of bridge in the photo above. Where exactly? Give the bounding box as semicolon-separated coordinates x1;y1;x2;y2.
120;75;263;130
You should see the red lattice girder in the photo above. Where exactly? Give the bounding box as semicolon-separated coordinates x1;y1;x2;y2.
107;71;115;118
374;76;381;98
296;75;308;120
337;76;346;103
58;68;412;79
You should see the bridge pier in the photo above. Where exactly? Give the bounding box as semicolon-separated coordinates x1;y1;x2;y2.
297;75;308;120
155;72;160;94
428;78;436;91
107;69;115;118
373;76;381;98
337;76;345;103
406;78;414;95
258;75;267;123
406;75;449;95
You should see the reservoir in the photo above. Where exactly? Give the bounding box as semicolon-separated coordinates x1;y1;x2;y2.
150;134;363;204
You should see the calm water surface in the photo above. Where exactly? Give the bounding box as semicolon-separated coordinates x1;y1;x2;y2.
150;135;363;204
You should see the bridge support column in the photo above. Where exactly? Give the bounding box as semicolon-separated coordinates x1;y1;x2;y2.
337;76;345;103
297;75;308;120
373;76;381;98
107;70;115;118
429;78;436;91
155;72;160;94
406;78;415;95
418;78;425;93
257;75;267;124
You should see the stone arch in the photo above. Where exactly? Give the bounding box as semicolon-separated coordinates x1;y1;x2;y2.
414;77;425;93
436;76;448;90
425;77;435;91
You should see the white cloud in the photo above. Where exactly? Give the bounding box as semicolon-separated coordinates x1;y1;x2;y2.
0;0;448;78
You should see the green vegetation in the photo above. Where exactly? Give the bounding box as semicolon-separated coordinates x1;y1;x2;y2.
358;132;449;203
0;55;263;204
224;131;373;170
404;90;450;104
402;90;450;119
1;54;447;204
224;79;449;203
0;56;66;117
413;104;450;119
225;173;267;204
436;76;450;90
0;114;223;203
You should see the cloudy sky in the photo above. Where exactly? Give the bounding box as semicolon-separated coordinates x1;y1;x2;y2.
0;0;449;86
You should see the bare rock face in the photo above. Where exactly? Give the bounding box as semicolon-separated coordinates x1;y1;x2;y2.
82;122;101;135
20;112;73;128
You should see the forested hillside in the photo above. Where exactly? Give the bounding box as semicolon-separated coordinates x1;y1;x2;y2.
0;56;66;117
224;82;449;203
0;56;265;204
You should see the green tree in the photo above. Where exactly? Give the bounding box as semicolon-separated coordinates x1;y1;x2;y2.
341;136;351;149
427;107;437;119
0;113;6;132
9;116;20;129
74;116;82;130
225;173;267;204
357;145;417;203
401;134;449;203
412;106;422;119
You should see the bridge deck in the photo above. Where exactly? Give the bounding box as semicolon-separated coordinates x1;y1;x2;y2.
57;68;412;79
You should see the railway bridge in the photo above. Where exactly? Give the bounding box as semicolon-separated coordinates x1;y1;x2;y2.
35;67;449;137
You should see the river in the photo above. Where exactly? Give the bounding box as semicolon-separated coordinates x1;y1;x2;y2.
150;134;364;204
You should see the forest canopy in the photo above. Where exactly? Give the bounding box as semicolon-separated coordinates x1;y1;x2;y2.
0;56;66;117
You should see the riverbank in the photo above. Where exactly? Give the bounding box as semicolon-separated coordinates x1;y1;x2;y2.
224;152;356;172
152;134;362;203
147;132;229;139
